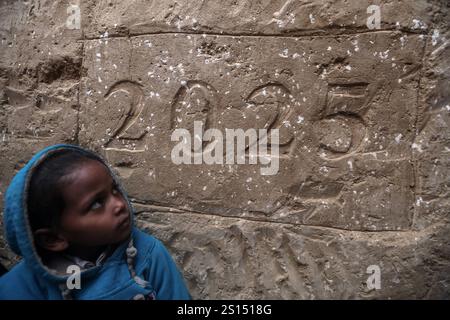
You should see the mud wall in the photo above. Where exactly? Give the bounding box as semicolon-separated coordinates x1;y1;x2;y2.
0;0;449;299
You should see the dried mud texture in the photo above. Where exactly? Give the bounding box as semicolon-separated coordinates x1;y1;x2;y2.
0;0;449;299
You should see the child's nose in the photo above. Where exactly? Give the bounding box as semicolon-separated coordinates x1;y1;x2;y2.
112;194;126;215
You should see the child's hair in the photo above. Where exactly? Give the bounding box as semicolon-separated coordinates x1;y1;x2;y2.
28;149;100;232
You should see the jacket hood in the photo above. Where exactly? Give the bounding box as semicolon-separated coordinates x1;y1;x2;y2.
3;144;136;284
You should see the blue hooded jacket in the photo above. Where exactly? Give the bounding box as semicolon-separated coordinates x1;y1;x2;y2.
0;144;191;300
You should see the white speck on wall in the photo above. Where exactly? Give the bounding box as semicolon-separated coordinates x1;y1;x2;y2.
297;116;304;124
412;19;427;30
351;40;359;52
416;197;423;206
347;160;353;171
395;133;402;143
279;48;289;58
411;143;423;153
432;29;440;46
379;50;389;60
319;166;329;175
400;35;407;48
309;13;316;24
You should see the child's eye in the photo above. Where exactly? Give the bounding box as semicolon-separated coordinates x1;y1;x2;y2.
90;199;103;211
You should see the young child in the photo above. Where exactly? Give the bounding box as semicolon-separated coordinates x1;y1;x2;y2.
0;144;191;300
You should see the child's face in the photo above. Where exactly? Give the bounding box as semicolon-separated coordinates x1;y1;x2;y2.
57;159;131;247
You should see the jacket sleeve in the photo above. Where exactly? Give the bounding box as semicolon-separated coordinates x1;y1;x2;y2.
0;261;47;300
145;239;191;300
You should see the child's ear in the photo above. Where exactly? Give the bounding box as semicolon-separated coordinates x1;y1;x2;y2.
34;229;69;252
